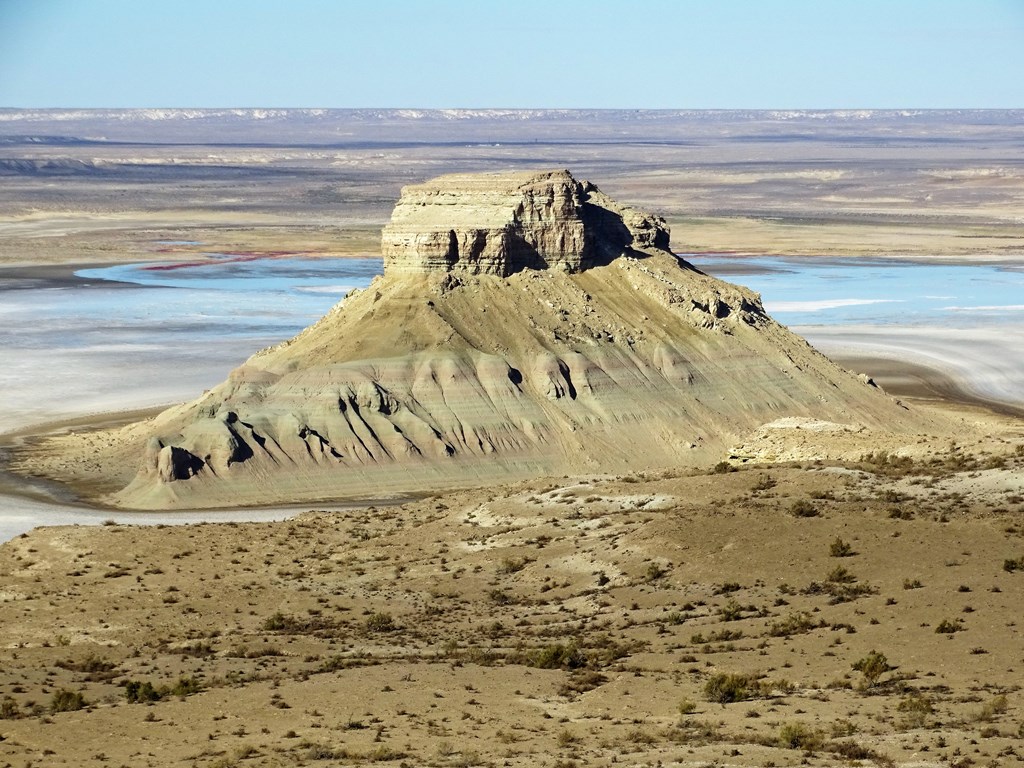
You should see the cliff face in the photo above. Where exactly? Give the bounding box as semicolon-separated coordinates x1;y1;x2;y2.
34;169;939;509
380;169;669;275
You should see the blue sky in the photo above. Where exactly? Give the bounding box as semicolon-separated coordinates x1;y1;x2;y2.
1;0;1023;108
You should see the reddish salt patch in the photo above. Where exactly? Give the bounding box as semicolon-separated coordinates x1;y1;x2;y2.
142;251;301;271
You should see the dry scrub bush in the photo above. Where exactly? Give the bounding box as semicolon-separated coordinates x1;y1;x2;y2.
768;612;824;637
703;672;779;703
935;618;963;634
897;694;934;728
852;650;893;689
975;694;1008;722
789;499;819;518
529;641;587;670
0;697;20;719
364;613;397;633
829;536;854;557
1003;556;1024;573
778;721;823;750
497;556;530;575
678;698;697;715
50;688;85;713
124;676;201;703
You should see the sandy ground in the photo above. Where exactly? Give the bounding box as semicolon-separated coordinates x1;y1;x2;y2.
1;432;1023;767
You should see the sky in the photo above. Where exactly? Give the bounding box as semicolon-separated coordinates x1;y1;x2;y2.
1;0;1023;109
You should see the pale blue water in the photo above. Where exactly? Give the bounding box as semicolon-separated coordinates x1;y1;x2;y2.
689;254;1024;416
2;256;375;351
686;255;1024;329
0;257;382;434
79;255;383;294
73;253;1024;334
0;255;386;539
62;252;1023;412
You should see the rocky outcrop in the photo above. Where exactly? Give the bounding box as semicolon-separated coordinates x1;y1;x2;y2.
42;169;939;509
381;169;669;275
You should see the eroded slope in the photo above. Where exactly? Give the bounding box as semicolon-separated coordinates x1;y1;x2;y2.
17;170;946;509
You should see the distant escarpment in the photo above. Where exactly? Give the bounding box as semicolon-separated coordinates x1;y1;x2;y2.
27;170;939;509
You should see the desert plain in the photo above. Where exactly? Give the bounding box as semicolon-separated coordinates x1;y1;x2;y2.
0;109;1023;767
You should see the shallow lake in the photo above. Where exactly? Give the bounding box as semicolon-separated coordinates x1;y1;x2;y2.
686;255;1024;329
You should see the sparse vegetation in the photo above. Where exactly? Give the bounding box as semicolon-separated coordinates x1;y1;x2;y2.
935;618;963;634
497;555;530;575
768;612;823;637
50;689;86;713
528;642;587;670
803;574;877;604
703;672;777;703
778;721;823;750
0;696;21;719
3;110;1024;768
825;565;857;583
789;499;819;518
557;670;607;697
830;740;887;762
717;598;745;621
897;693;934;728
860;451;916;474
2;442;1021;765
124;680;162;703
829;536;854;557
364;612;397;633
1003;556;1024;573
644;561;668;582
852;650;893;688
712;581;743;595
976;694;1009;722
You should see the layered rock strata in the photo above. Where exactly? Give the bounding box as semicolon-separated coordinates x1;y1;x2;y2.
33;170;939;509
381;169;669;275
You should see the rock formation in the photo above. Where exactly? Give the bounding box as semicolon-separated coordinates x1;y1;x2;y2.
380;169;668;275
46;170;939;509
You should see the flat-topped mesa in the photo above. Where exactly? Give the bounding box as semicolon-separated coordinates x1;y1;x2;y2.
20;168;947;511
381;169;670;276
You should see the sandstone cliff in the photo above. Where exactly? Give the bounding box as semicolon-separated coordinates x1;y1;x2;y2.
30;170;942;509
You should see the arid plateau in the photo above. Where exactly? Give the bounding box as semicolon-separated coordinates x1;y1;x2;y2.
0;110;1022;767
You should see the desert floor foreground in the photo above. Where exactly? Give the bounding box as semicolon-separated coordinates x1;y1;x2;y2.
1;402;1023;768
